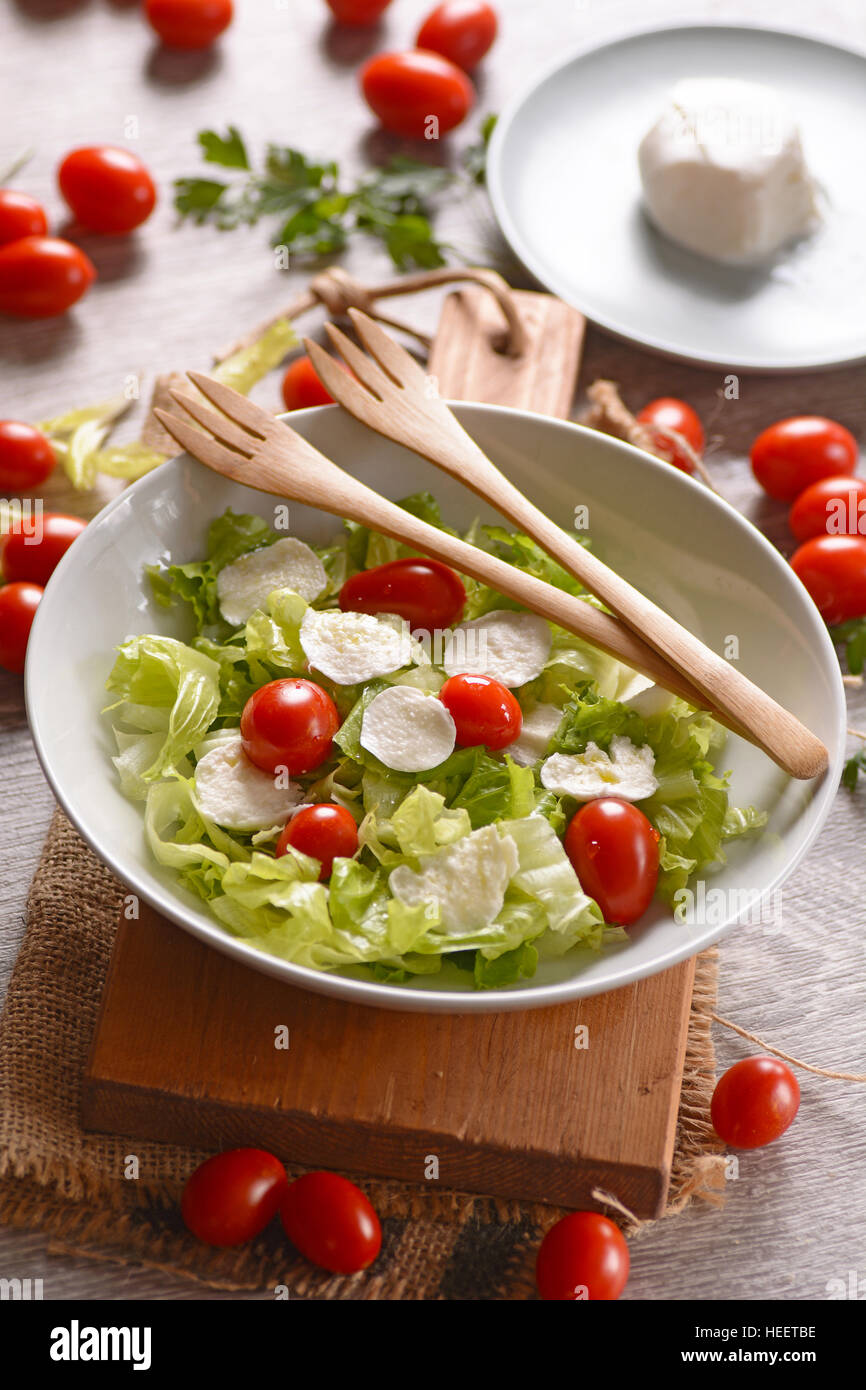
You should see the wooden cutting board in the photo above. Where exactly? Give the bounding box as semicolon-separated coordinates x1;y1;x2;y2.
81;287;696;1219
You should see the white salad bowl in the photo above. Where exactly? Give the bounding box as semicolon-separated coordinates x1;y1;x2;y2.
25;404;845;1012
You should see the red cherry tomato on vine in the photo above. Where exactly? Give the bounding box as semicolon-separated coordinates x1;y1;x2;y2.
361;50;475;139
276;803;359;879
281;356;337;411
0;236;95;318
751;416;858;502
710;1056;800;1149
280;1172;381;1274
145;0;234;49
564;798;659;926
788;475;866;543
416;2;498;71
439;672;521;750
0;582;42;674
340;556;465;633
2;512;86;586
181;1148;288;1247
790;534;866;625
536;1211;630;1301
636;397;704;474
58;147;157;236
325;0;392;23
241;678;339;776
0;421;56;491
0;190;48;247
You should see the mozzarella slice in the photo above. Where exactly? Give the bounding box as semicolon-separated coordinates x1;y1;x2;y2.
194;735;302;831
443;610;552;688
508;702;563;767
300;609;418;685
389;824;520;934
624;681;676;718
638;78;818;265
217;538;327;626
360;685;456;772
540;735;658;802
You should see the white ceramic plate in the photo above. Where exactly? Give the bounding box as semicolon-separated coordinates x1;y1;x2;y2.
26;405;844;1011
487;24;866;371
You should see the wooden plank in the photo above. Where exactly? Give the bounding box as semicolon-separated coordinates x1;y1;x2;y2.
83;905;695;1216
428;287;585;415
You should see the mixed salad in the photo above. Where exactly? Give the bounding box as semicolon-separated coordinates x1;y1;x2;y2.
104;496;766;990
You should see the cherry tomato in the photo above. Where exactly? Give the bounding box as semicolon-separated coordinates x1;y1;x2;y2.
751;416;858;502
790;534;866;625
325;0;392;22
340;556;465;633
241;678;339;776
0;421;56;491
281;356;336;411
58;147;157;236
280;1172;381;1274
0;582;42;674
276;803;359;879
710;1056;800;1149
361;51;475;139
636;397;704;474
181;1148;287;1247
0;190;48;247
564;798;659;926
789;475;866;543
536;1211;629;1301
417;2;498;72
0;236;95;318
2;512;86;586
145;0;234;49
439;672;521;750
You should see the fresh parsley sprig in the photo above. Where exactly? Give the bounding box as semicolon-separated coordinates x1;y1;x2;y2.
174;125;492;271
829;616;866;676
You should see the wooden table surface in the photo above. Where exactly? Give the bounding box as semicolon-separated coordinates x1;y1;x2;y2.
1;0;865;1301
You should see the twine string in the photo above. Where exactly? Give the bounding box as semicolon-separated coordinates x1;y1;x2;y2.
712;1013;866;1082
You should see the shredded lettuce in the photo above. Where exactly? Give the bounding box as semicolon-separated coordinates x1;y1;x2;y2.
105;499;768;988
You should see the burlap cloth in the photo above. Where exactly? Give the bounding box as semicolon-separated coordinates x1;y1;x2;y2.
0;809;725;1299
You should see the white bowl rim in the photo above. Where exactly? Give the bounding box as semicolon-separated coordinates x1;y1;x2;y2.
25;402;846;1013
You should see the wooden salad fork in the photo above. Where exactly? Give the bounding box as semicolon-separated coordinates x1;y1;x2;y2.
153;372;823;779
303;311;828;781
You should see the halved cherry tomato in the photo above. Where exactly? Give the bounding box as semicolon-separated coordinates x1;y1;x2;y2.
789;475;866;543
241;678;339;776
416;2;498;71
276;803;359;879
58;147;157;235
0;236;95;318
439;672;521;750
325;0;392;22
181;1148;288;1247
0;190;48;247
361;50;475;138
751;416;858;502
281;356;337;411
564;798;659;926
0;421;56;491
790;534;866;625
2;512;86;586
636;397;704;474
0;582;42;674
340;557;465;633
536;1211;630;1301
710;1056;800;1149
280;1172;381;1274
145;0;234;49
